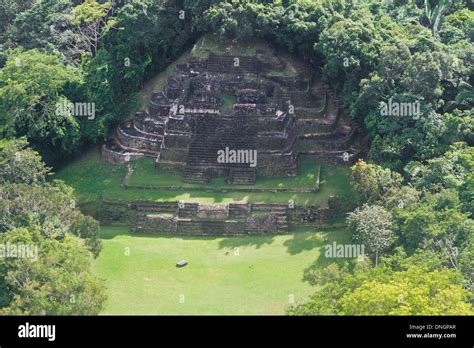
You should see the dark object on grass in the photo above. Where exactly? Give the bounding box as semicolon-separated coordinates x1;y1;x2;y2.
176;260;188;267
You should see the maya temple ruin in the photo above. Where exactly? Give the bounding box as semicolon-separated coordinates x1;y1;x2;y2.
101;40;367;235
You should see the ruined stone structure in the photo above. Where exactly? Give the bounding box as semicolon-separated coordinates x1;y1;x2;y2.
131;201;289;235
83;199;347;236
102;48;365;185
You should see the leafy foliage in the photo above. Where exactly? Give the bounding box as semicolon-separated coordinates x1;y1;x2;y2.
0;225;106;315
289;260;473;315
347;204;394;266
0;49;82;161
0;0;472;316
0;138;51;184
0;139;104;314
351;159;403;204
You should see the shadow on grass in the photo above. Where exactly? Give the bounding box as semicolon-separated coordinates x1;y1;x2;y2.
99;225;132;239
298;226;354;283
217;235;276;250
100;224;351;259
282;232;326;255
301;245;354;284
101;224;279;250
101;226;225;242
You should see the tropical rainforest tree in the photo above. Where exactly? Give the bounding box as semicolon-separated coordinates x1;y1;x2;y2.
0;225;106;315
0;49;83;161
347;204;394;266
289;260;473;315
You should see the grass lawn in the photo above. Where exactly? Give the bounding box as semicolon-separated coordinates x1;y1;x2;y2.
191;34;257;59
128;156;320;190
220;94;237;111
93;225;350;315
53;149;351;206
191;35;303;78
50;35;357;316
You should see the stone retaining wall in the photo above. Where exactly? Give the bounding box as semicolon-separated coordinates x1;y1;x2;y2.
132;213;286;235
245;214;280;234
288;206;339;226
101;144;144;164
91;196;344;233
95;199;132;224
177;219;247;235
197;204;228;219
133;214;177;233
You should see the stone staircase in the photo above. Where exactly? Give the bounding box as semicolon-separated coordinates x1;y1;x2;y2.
229;168;256;185
206;53;260;74
130;201;295;235
272;207;289;232
176;219;247;235
182;167;209;184
116;120;163;152
177;203;199;218
228;203;251;217
134;111;166;135
102;47;367;180
251;203;289;233
102;117;163;162
183;114;258;183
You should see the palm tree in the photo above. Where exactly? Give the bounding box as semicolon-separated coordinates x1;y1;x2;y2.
424;0;452;34
454;82;474;106
445;81;474;111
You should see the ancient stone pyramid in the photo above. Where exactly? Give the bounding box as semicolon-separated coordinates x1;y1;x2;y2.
102;42;366;185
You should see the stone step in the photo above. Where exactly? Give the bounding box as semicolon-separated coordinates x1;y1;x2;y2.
252;203;288;212
117;120;163;152
101;139;146;164
229;168;256;185
176;220;247;235
104;138;159;159
228;204;251;217
183;168;209;184
177;203;199;217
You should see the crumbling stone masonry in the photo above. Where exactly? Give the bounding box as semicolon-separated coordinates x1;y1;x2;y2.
131;202;289;235
102;46;366;185
86;200;344;235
